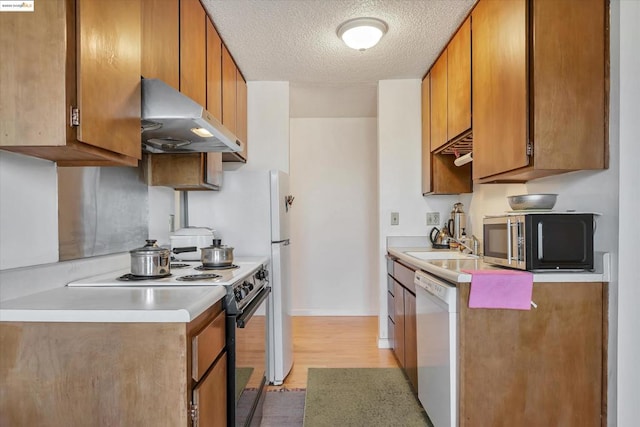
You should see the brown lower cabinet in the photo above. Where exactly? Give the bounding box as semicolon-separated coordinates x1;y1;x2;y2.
387;258;418;392
0;301;227;427
457;281;607;426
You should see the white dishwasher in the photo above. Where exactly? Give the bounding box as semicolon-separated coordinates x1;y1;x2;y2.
414;270;458;427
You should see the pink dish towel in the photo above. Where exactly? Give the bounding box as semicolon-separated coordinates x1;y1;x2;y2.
462;269;534;310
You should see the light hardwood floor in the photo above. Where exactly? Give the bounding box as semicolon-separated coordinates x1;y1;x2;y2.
269;316;399;390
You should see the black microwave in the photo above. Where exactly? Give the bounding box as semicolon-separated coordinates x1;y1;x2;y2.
483;213;595;271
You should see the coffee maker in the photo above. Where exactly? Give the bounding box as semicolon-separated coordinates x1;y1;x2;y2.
448;202;466;241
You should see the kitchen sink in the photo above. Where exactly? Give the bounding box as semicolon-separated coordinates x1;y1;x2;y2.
404;251;478;261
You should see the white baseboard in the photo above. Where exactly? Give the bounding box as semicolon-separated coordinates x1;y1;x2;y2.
377;338;393;349
291;309;379;316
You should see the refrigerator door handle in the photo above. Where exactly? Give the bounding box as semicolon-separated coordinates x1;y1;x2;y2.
285;195;294;212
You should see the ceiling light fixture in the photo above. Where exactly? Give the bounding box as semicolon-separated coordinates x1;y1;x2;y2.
337;17;388;51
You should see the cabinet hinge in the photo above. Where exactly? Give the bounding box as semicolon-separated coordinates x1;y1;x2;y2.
189;402;198;425
70;107;80;127
526;142;533;156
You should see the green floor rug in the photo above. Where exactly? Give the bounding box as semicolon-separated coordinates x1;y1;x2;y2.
303;368;432;427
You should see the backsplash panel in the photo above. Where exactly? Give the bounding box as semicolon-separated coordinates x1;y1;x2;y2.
57;166;148;261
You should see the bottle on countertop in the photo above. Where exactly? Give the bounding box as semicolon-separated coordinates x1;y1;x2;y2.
458;228;468;252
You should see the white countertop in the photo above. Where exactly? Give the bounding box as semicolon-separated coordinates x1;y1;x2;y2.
387;247;611;284
0;286;227;323
0;257;269;323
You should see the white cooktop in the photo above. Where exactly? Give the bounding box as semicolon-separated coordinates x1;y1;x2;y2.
0;257;269;323
67;258;268;287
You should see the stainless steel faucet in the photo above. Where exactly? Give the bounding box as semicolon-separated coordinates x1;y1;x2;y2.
450;235;480;255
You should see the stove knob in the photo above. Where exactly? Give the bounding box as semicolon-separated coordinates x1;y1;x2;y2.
234;289;242;301
239;287;248;299
247;282;254;291
255;269;268;280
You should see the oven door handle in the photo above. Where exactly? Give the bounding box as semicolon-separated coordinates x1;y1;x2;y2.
237;287;270;328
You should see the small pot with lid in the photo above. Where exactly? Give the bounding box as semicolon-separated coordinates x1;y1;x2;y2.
200;239;234;267
129;239;171;277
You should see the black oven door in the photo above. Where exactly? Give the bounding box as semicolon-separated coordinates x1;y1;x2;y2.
228;287;270;427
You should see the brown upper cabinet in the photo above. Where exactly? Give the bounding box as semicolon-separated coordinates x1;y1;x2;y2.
180;0;207;107
180;0;222;189
206;17;223;123
221;46;247;162
421;74;433;194
0;0;141;167
423;73;472;195
430;17;472;153
430;54;448;151
222;46;238;138
472;0;607;182
141;0;248;189
447;17;472;144
236;71;248;156
141;0;179;89
422;18;473;195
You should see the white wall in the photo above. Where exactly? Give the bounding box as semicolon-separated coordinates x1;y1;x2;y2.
377;79;469;345
148;186;176;247
0;151;58;270
289;118;378;316
0;153;140;300
616;0;640;424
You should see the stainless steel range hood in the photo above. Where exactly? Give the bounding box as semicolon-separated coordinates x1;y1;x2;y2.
141;78;241;153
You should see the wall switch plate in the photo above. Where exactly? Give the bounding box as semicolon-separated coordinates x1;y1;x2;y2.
426;212;440;226
391;212;400;226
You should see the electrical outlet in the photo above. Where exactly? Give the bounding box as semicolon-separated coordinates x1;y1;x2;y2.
391;212;400;226
426;212;440;226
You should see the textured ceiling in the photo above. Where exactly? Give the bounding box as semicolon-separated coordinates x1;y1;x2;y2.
201;0;477;85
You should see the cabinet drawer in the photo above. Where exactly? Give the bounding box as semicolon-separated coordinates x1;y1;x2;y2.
386;256;395;276
393;261;416;293
192;309;226;381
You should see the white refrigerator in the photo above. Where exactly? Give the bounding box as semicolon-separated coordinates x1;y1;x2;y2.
188;169;294;385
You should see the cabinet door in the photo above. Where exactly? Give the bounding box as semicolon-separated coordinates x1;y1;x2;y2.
447;17;471;141
77;0;141;160
421;74;432;195
458;282;604;426
222;46;237;135
206;17;223;122
404;289;418;392
193;352;227;427
430;52;448;151
180;0;206;106
393;280;405;368
235;70;248;156
0;0;69;149
141;0;179;89
472;0;528;180
531;0;606;171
